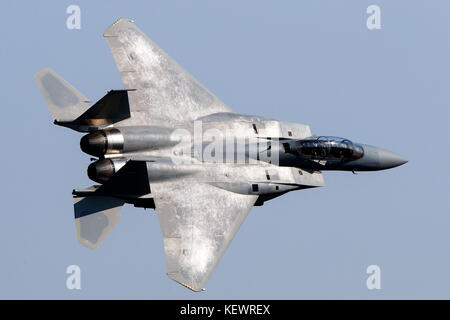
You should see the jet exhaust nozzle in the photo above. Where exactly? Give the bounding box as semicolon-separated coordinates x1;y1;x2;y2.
87;158;126;183
80;128;124;157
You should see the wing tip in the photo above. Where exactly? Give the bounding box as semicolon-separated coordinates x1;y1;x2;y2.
104;18;135;36
168;274;205;292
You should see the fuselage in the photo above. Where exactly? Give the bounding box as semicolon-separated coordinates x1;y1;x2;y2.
272;136;407;171
79;113;407;203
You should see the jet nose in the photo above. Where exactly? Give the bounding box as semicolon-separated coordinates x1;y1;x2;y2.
377;149;408;169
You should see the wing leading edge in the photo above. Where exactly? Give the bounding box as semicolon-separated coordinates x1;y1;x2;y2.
104;18;232;125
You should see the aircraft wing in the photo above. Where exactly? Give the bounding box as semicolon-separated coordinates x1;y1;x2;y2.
151;178;258;291
103;18;232;125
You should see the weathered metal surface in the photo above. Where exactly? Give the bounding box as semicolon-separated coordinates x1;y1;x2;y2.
104;18;232;126
35;18;406;292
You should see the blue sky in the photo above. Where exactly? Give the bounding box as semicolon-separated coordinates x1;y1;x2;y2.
0;0;448;298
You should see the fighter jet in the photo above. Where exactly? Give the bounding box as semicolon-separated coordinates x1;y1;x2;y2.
35;18;407;292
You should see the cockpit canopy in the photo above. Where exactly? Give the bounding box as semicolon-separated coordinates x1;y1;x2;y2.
295;136;364;161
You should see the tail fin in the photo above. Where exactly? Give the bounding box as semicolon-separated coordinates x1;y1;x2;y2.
35;68;91;122
36;68;132;132
74;195;125;249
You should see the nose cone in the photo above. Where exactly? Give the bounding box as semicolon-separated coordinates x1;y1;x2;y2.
346;144;407;171
377;149;408;170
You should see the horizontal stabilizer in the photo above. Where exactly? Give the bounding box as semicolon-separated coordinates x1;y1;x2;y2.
73;196;125;249
56;90;132;131
35;68;90;122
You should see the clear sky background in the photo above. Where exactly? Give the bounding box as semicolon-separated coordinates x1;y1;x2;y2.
1;0;448;299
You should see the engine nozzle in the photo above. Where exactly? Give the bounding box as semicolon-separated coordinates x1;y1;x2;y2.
87;158;126;183
80;128;124;157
